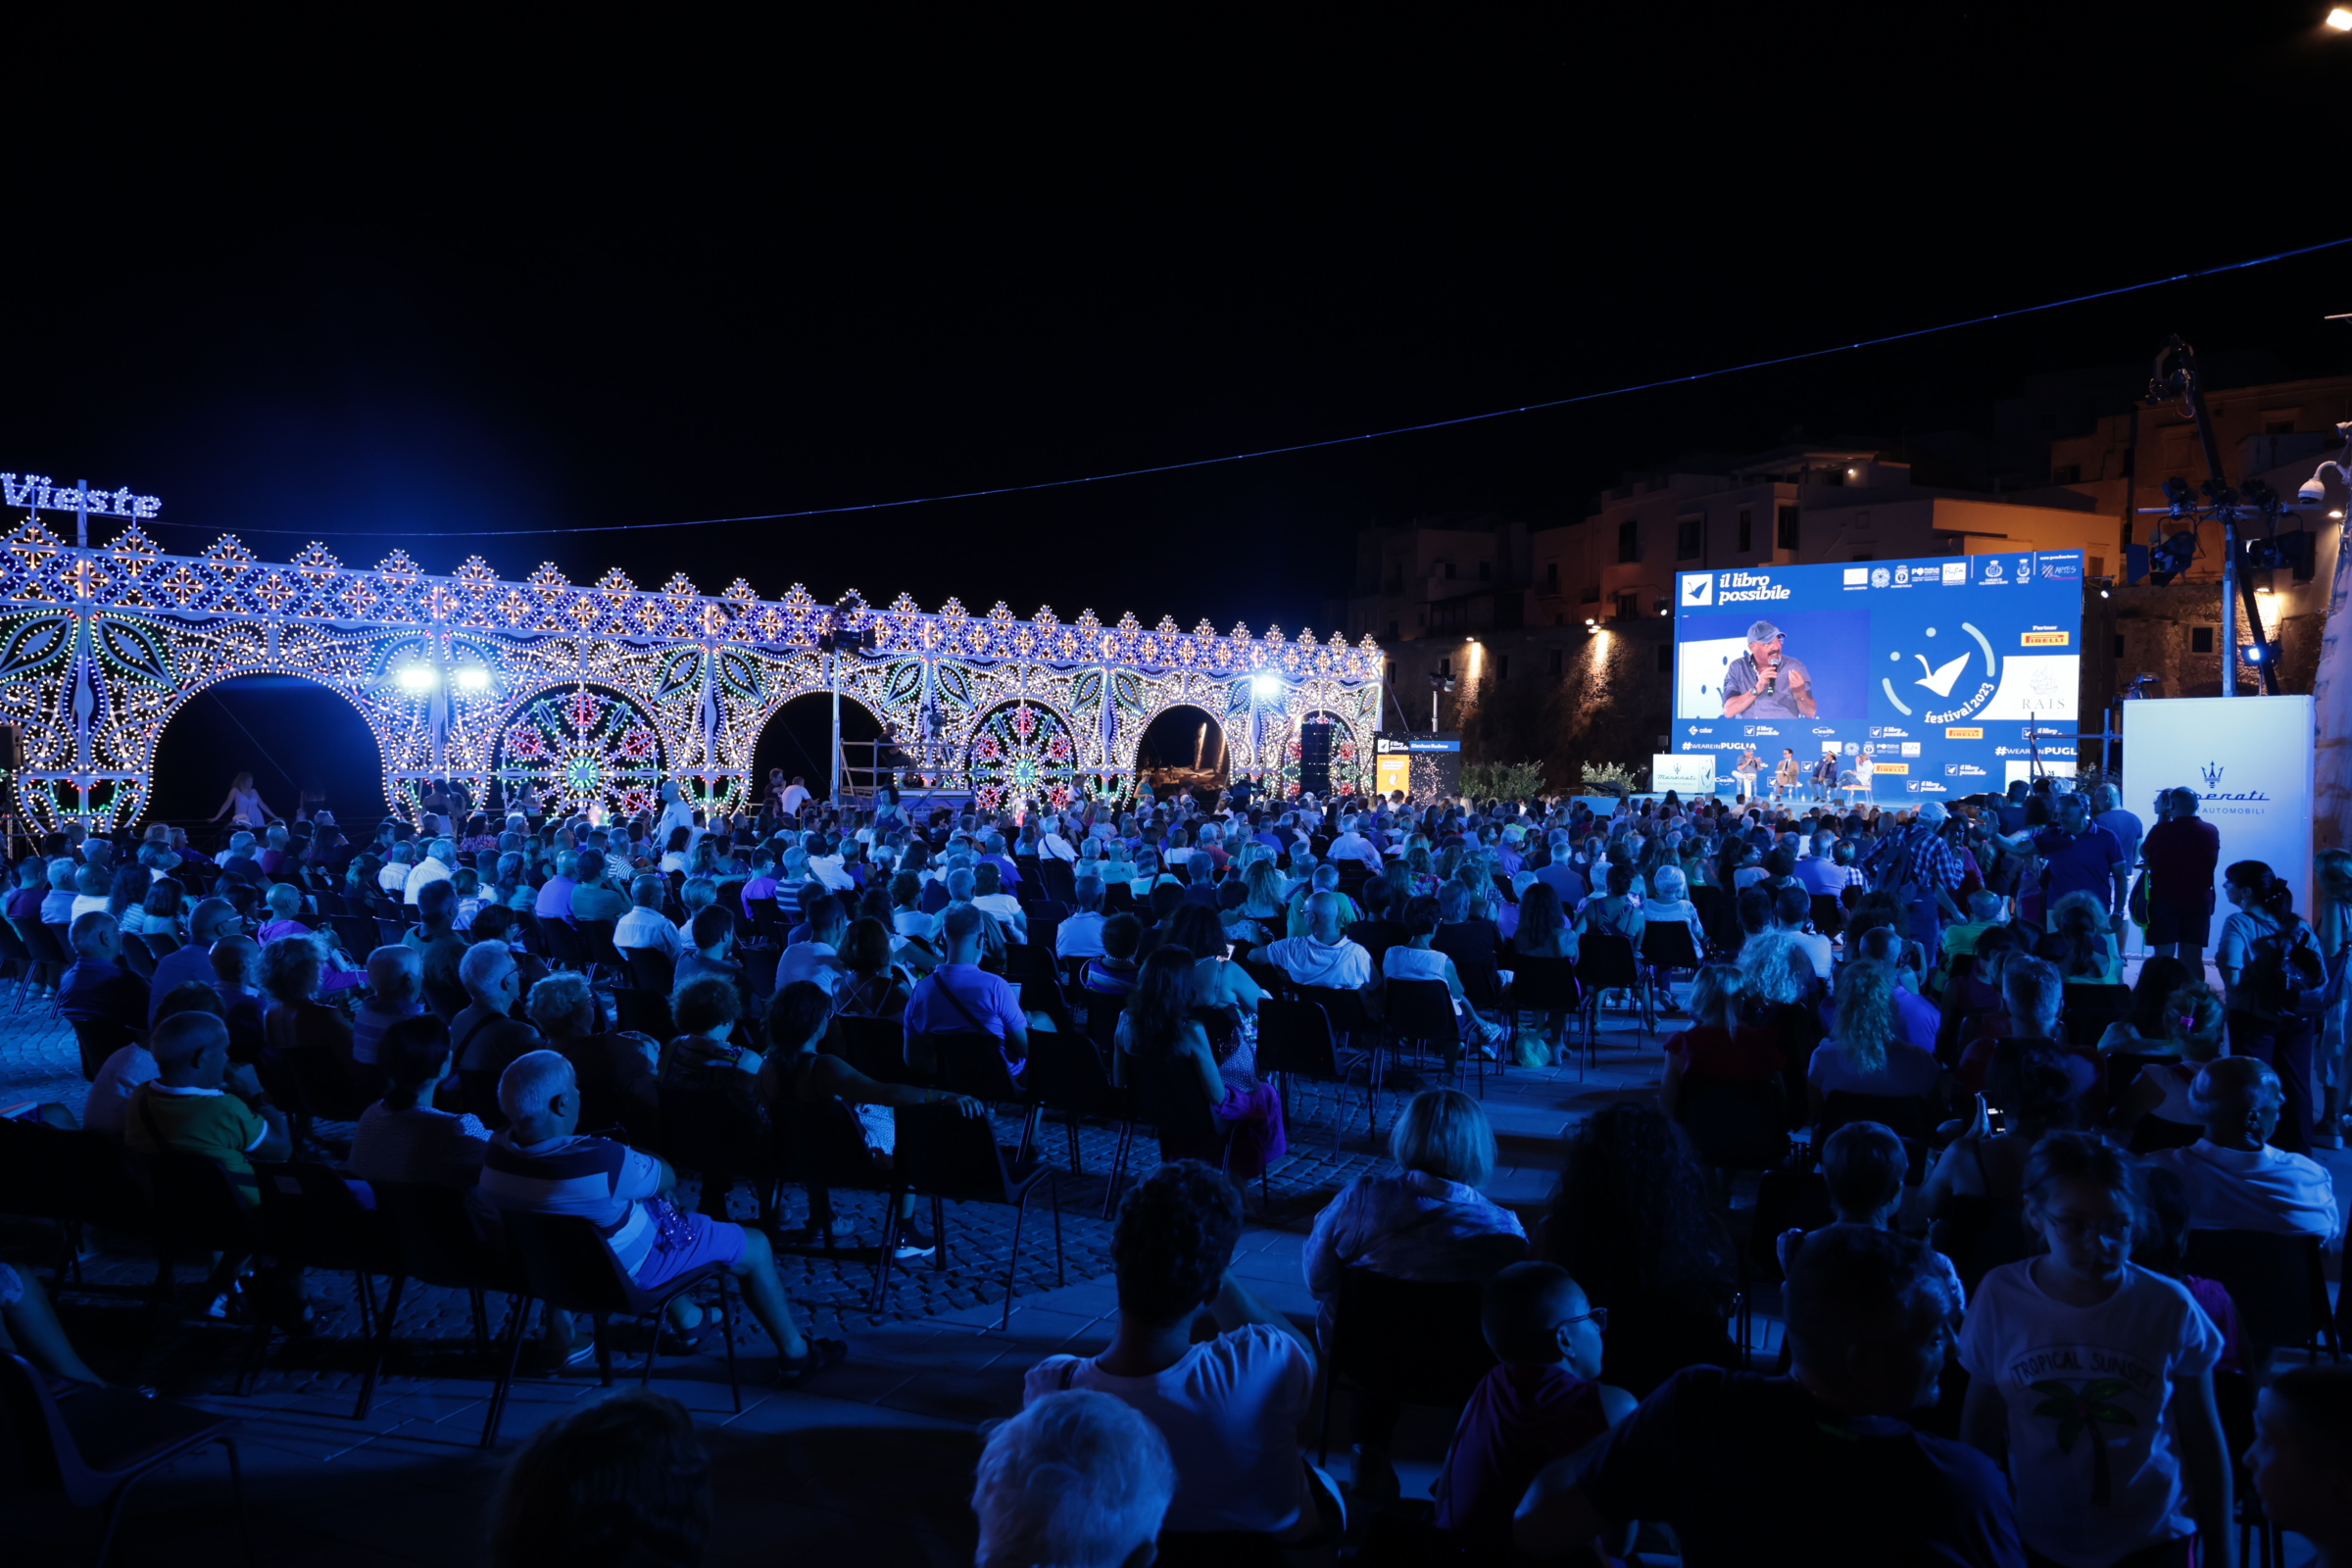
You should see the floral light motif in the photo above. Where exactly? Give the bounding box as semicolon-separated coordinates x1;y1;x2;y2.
494;682;667;821
965;701;1082;814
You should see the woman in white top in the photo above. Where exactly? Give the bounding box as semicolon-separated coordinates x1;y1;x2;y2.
212;770;272;826
1386;894;1505;1052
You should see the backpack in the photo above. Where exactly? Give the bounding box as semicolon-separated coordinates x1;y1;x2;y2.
2234;918;2328;1024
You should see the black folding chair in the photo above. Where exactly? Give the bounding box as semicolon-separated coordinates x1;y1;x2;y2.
1818;1091;1936;1184
116;933;157;981
888;1100;1062;1332
504;1210;741;1413
1128;1051;1270;1212
1576;933;1648;1048
1504;955;1583;1073
1255;997;1378;1150
0;1351;251;1568
541;919;589;972
1640;919;1702;1016
71;1019;137;1083
1674;1079;1791;1175
1314;1270;1496;1466
2059;983;2133;1049
251;1161;403;1417
613;988;674;1041
1022;1030;1139;1216
624;946;678;997
1382;976;1471;1090
370;1180;531;1447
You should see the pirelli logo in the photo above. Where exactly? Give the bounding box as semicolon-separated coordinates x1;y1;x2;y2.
2021;631;2070;647
1873;762;1910;775
1945;726;1984;739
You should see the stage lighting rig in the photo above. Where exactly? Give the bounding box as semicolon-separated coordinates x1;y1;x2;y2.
2140;333;2280;693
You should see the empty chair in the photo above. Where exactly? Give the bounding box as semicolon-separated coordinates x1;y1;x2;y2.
1022;1030;1138;1215
1255;997;1378;1150
1575;933;1648;1046
888;1101;1062;1331
1381;976;1467;1087
1673;1078;1790;1173
1315;1270;1494;1466
623;946;677;997
0;1351;250;1568
251;1161;403;1417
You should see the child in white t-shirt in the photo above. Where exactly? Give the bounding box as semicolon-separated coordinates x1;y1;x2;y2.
1023;1161;1336;1544
1958;1131;2230;1568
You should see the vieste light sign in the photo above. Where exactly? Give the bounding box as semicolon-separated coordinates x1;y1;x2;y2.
1;473;161;521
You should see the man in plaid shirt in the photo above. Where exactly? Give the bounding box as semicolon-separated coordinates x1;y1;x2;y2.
1865;800;1967;953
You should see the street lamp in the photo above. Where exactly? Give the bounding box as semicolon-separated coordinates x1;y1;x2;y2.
1427;669;1453;732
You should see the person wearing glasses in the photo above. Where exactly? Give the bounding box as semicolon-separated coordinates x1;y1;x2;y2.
1433;1261;1634;1555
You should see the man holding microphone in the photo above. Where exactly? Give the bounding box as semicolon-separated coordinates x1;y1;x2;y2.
1719;620;1817;720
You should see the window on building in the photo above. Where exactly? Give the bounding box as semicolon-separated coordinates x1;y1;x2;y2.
2087;557;2105;579
1442;561;1456;579
2113;634;2124;658
1477;560;1492;581
1544;562;1559;590
1617;518;1641;564
1776;505;1800;550
1580;585;1599;604
1432;599;1469;634
1549;648;1563;674
2191;625;2215;654
1655;643;1674;673
1614;590;1638;620
1440;657;1452;676
1494;655;1508;682
1737;508;1753;552
2052;464;2082;485
1676;517;1702;560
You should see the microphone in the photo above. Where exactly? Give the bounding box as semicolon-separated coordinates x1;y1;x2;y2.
1760;653;1780;693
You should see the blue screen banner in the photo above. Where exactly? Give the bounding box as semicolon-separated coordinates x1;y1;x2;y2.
1672;552;2083;799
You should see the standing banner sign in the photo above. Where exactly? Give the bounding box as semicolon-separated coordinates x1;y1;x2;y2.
1651;753;1718;797
2123;696;2316;922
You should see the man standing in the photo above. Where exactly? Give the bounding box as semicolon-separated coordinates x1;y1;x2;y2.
2089;781;2143;875
1864;801;1967;956
2141;786;2221;973
2031;793;2128;931
777;775;813;818
1719;620;1818;720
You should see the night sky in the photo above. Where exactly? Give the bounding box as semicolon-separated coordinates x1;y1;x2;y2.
8;6;2351;818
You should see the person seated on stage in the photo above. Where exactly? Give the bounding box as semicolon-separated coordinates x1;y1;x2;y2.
1434;1261;1636;1552
2146;1056;2340;1242
972;1390;1176;1568
352;946;428;1067
903;904;1028;1075
59;911;149;1035
1261;891;1374;992
476;1050;844;1381
1022;1161;1331;1546
349;1014;490;1188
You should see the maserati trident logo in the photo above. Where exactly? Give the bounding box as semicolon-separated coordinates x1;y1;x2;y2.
2200;761;2225;790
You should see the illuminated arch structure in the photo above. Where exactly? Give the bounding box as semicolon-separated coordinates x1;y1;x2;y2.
0;518;1383;829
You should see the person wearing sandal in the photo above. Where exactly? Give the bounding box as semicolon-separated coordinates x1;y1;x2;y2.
477;1050;846;1384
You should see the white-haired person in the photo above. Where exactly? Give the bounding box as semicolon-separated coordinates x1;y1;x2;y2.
1302;1087;1527;1500
476;1050;844;1381
452;940;544;1121
973;1390;1176;1568
351;945;427;1067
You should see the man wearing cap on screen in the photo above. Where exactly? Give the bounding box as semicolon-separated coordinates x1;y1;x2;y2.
1719;619;1817;719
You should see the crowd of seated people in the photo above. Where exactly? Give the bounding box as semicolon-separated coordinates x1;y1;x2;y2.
9;771;2351;1566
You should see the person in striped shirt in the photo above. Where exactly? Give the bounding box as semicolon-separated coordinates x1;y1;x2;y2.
477;1051;844;1382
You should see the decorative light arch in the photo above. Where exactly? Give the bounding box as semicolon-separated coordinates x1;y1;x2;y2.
0;517;1384;828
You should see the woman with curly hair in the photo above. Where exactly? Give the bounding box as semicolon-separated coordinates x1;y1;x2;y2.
1807;958;1943;1123
1539;1102;1738;1396
259;931;364;1091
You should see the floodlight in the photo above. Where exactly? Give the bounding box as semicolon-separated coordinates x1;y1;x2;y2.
394;664;437;695
2146;530;2196;587
1250;671;1282;700
2160;476;2195;514
2329;7;2352;29
455;666;491;694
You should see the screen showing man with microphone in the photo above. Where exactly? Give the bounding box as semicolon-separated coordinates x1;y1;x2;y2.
1718;619;1816;719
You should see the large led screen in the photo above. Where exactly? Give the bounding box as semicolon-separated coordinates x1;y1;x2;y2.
1671;552;2083;798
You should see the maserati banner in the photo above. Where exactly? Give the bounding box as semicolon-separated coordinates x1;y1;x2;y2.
2123;695;2316;921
